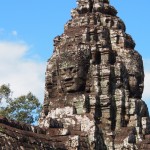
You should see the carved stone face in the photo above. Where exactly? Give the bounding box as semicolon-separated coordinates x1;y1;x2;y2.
129;75;144;98
58;51;89;93
59;66;87;92
129;76;137;90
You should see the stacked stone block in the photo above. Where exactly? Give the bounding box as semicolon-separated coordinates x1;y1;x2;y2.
0;0;150;149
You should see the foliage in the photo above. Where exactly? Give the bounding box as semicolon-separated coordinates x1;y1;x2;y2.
0;84;42;124
0;84;12;103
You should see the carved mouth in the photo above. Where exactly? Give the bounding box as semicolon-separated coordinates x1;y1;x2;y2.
63;82;75;87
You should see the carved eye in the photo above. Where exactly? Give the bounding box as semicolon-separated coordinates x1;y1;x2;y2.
69;67;73;72
63;68;67;72
106;19;110;23
72;68;78;73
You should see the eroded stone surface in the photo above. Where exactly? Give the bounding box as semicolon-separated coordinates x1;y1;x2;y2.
0;0;150;149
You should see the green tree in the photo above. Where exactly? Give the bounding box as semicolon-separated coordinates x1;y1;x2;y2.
0;84;42;124
0;84;12;103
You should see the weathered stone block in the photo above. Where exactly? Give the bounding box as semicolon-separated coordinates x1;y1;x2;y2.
0;0;150;149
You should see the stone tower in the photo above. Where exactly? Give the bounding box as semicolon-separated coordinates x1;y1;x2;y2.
38;0;150;149
0;0;150;149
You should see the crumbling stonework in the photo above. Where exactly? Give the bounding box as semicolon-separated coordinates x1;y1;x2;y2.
0;0;150;149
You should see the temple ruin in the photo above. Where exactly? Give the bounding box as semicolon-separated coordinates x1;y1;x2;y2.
0;0;150;149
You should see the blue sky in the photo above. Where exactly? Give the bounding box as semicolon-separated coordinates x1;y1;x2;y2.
0;0;150;109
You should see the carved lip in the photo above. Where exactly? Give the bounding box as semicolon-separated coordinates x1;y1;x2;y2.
63;81;75;87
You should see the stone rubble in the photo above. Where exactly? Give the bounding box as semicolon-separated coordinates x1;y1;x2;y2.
0;0;150;149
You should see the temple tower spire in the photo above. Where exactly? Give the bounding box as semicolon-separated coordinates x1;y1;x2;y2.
39;0;150;149
76;0;111;14
0;0;150;149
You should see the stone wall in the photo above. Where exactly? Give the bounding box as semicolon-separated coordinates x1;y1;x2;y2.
0;0;150;149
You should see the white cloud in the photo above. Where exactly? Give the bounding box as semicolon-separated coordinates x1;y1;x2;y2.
0;41;149;110
142;59;150;109
11;30;18;36
0;41;46;103
143;71;150;100
143;59;150;71
0;41;27;60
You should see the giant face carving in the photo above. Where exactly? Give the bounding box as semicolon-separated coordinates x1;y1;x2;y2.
127;51;144;98
57;50;90;93
129;75;144;98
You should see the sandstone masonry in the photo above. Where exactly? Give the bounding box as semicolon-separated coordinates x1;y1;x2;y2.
0;0;150;149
